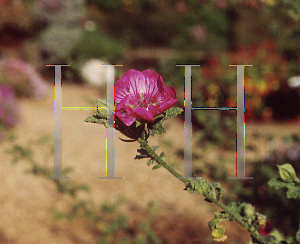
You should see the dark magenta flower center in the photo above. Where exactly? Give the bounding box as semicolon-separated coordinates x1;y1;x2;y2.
135;94;154;110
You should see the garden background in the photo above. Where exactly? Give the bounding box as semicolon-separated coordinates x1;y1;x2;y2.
0;0;300;243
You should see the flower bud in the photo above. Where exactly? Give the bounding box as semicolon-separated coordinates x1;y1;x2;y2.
277;163;300;183
243;203;255;217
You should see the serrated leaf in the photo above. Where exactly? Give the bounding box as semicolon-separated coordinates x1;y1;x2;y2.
96;99;108;116
148;123;166;136
147;158;156;166
147;107;183;137
96;99;107;107
286;185;300;199
85;99;110;127
268;178;290;189
84;115;108;128
268;178;300;199
152;164;162;170
153;113;165;120
161;107;184;123
96;108;107;118
209;182;223;201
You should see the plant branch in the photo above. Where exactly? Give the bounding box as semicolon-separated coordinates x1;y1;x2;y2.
137;137;267;244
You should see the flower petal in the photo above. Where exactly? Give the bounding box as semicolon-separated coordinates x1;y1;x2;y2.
157;86;178;113
115;69;144;103
115;96;136;126
132;106;155;121
142;70;165;101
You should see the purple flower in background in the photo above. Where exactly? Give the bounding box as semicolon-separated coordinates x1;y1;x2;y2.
0;58;48;98
287;147;300;161
0;85;19;127
190;25;206;42
114;69;178;126
0;85;15;100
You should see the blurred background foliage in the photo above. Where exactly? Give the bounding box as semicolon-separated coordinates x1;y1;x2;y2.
0;0;299;148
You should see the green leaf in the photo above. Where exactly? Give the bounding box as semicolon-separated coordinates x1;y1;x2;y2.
152;164;162;170
147;107;183;137
161;107;184;123
96;98;107;109
148;122;166;137
285;236;295;244
206;182;223;201
84;99;110;128
268;178;300;199
151;145;160;151
135;121;141;127
296;229;300;243
159;152;166;161
286;184;300;199
84;114;108;128
96;99;108;117
147;158;156;166
243;204;255;218
269;230;285;243
277;163;300;183
268;178;290;189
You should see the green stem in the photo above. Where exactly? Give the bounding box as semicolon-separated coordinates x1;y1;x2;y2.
137;137;266;244
137;138;189;183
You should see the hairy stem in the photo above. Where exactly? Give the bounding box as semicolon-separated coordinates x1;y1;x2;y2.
137;137;266;244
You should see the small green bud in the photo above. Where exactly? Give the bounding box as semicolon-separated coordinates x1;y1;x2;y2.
212;227;227;242
269;229;285;242
256;213;266;225
243;204;255;217
277;164;300;183
135;121;141;127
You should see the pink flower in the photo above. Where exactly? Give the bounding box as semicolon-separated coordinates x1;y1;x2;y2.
114;69;178;126
258;222;273;236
